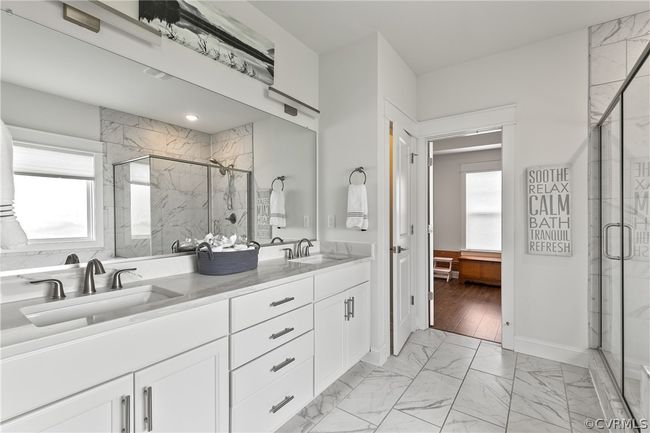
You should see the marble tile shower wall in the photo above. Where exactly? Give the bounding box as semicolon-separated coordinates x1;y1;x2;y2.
103;108;211;258
587;10;650;348
210;124;253;239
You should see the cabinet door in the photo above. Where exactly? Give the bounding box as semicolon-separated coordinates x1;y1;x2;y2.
1;375;132;433
346;282;371;365
134;338;228;433
314;291;349;395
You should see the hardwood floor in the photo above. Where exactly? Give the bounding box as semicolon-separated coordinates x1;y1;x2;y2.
432;278;502;343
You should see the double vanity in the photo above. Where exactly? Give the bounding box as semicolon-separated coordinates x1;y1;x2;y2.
0;252;372;432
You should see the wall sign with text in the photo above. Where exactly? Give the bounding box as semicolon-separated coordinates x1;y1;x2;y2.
527;165;572;256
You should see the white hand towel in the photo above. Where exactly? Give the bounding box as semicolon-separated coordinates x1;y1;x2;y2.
269;189;286;228
0;120;28;249
346;184;368;231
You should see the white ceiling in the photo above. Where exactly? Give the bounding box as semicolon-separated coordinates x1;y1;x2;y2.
1;13;270;134
252;1;649;74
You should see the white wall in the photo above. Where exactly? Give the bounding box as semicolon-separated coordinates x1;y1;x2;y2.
1;82;100;140
418;30;590;361
6;1;319;131
253;116;317;241
319;32;417;363
433;148;502;251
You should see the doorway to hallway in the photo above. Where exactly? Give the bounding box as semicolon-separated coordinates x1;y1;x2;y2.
427;131;503;343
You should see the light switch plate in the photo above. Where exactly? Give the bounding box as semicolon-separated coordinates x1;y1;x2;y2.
328;215;336;228
304;215;310;228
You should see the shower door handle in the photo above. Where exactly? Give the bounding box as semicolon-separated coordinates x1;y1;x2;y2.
623;224;633;260
603;223;621;260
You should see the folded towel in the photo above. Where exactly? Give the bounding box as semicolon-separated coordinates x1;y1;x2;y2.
269;189;286;228
0;120;27;249
346;184;368;231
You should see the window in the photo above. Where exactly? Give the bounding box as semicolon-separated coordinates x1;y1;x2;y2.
7;126;103;250
129;161;151;238
464;170;502;251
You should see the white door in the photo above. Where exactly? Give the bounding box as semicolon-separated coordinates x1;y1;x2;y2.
346;282;371;364
134;338;229;433
391;122;414;355
1;375;132;433
314;291;348;395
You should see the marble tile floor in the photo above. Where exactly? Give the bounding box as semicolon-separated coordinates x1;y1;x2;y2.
277;329;604;433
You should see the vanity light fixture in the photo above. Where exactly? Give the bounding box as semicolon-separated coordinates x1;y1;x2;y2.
267;87;320;119
185;114;199;122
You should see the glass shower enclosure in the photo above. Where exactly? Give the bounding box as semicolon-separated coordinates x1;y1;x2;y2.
113;155;252;258
598;45;649;423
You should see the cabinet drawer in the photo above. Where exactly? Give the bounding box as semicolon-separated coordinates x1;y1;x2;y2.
231;277;313;332
231;331;313;405
231;357;313;433
314;262;370;301
230;304;313;369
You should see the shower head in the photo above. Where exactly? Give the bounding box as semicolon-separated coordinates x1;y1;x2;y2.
209;158;234;175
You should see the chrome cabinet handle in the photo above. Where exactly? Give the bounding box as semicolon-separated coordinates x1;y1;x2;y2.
270;327;294;340
623;224;633;260
143;386;153;432
270;297;295;307
344;299;350;321
271;357;296;372
603;223;621;260
270;395;294;414
121;395;130;433
349;296;355;318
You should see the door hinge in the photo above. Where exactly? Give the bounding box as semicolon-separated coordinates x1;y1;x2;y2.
427;225;433;234
428;157;433;167
410;295;415;305
410;152;418;164
410;224;414;235
428;291;433;301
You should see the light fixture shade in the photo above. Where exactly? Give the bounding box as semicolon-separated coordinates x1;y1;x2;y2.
185;114;199;122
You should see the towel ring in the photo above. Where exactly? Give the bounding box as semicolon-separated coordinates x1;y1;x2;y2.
271;176;286;191
349;167;367;185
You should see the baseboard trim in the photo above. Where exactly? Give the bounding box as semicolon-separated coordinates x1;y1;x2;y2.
364;343;389;367
514;336;589;367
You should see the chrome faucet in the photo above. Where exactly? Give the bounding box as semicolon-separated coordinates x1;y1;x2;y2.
83;259;105;295
111;268;137;290
295;238;314;258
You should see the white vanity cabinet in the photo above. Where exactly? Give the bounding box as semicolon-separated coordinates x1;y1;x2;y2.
134;338;229;433
229;277;315;433
1;375;133;433
314;262;371;395
1;339;229;433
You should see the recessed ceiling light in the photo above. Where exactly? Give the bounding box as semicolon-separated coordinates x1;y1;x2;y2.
185;113;199;122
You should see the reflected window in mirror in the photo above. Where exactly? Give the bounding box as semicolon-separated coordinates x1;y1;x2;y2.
10;129;103;251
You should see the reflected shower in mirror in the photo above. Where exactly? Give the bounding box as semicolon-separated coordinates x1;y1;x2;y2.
0;12;316;271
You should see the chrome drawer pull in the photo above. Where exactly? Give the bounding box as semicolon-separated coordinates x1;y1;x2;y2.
270;395;294;414
270;327;294;340
350;296;355;318
121;395;130;433
270;296;295;307
143;386;153;432
271;357;296;372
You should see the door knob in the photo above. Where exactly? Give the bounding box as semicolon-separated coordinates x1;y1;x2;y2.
391;246;408;253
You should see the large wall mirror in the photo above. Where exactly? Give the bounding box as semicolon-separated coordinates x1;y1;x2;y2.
0;12;317;272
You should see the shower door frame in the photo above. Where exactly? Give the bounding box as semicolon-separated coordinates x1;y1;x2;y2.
596;40;650;426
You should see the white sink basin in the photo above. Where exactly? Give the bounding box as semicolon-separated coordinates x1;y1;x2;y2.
20;285;181;327
289;254;346;265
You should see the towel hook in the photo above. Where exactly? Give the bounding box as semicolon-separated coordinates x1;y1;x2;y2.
349;167;367;185
271;176;286;191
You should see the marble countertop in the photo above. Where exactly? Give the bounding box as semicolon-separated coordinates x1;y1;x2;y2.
0;254;371;358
